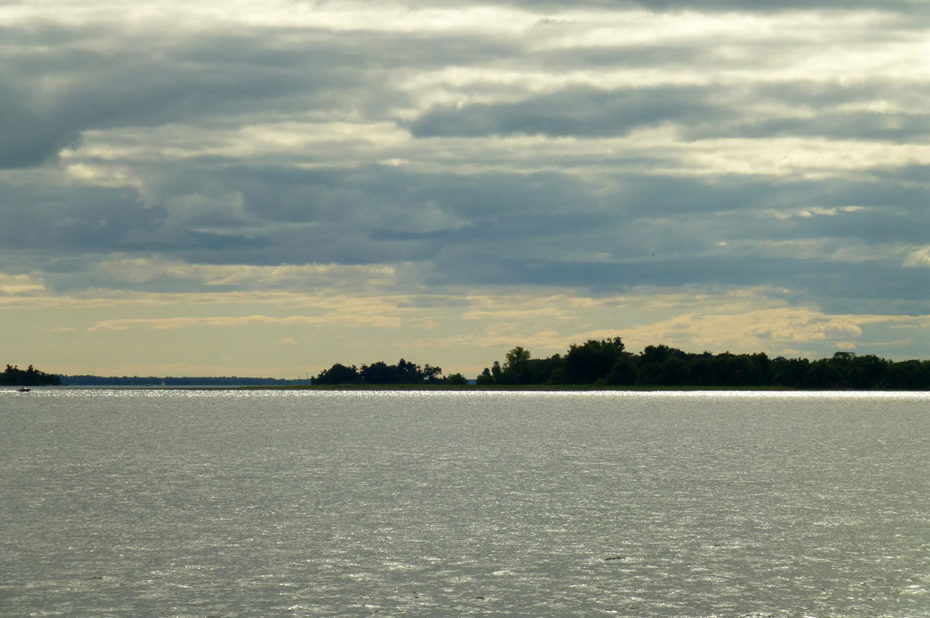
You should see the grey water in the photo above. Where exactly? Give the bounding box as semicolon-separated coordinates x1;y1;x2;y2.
1;390;929;616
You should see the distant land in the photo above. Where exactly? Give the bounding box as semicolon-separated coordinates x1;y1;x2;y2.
470;339;930;390
6;335;930;389
1;364;62;386
1;365;306;387
59;375;309;387
309;337;930;390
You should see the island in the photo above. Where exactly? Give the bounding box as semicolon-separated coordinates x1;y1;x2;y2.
310;337;930;389
470;338;930;390
1;364;62;386
9;336;930;390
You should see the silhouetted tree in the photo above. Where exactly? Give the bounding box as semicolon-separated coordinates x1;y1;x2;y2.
501;346;532;384
314;359;444;385
445;373;468;385
314;363;361;385
1;364;62;386
605;355;638;385
490;361;503;383
564;338;626;383
422;364;443;383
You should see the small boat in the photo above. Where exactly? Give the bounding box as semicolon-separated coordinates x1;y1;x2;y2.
17;387;31;392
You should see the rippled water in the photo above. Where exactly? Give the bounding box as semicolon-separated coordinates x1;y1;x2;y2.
1;389;929;616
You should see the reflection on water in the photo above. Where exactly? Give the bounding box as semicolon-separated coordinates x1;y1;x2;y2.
1;389;929;615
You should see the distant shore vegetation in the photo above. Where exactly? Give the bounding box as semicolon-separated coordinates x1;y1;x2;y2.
61;375;305;387
8;336;930;389
312;336;930;390
313;359;468;386
472;337;930;390
1;364;62;386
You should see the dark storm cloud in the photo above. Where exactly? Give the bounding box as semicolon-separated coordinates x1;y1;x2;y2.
1;158;613;276
0;21;516;168
385;165;930;302
11;147;923;291
203;163;928;304
423;244;930;314
153;164;609;266
612;170;929;218
5;142;926;304
1;0;927;327
211;164;603;225
799;208;930;246
0;36;315;167
0;181;166;251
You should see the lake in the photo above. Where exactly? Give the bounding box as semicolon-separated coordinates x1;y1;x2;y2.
1;389;929;616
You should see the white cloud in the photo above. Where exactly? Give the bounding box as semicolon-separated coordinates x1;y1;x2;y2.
0;273;45;295
904;246;930;268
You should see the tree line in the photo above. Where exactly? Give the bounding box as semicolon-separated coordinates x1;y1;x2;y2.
9;339;930;389
313;358;468;385
61;375;306;387
473;337;930;389
1;364;62;386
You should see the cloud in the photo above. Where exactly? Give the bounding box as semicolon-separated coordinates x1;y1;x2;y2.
0;272;46;295
411;85;720;138
2;0;930;375
459;0;923;10
87;312;402;332
0;5;521;169
91;256;398;292
904;246;930;268
609;305;930;359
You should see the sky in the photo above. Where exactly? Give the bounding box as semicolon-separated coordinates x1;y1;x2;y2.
1;0;929;378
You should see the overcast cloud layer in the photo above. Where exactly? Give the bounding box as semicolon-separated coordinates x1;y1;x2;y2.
1;0;929;376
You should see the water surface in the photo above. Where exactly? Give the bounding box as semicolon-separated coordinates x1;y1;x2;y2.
1;389;928;615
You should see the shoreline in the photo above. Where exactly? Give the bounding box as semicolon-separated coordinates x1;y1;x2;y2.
20;383;926;392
